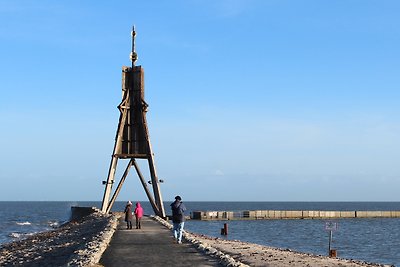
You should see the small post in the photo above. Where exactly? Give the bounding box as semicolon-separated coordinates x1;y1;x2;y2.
325;221;338;258
220;223;228;235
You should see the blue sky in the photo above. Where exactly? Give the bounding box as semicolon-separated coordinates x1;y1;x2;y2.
1;1;399;202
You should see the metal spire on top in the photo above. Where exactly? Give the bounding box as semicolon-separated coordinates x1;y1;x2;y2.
130;25;138;67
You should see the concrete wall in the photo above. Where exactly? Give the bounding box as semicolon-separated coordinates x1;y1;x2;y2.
191;210;400;220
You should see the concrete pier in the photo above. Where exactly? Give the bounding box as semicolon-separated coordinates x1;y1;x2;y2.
191;210;400;220
99;216;221;267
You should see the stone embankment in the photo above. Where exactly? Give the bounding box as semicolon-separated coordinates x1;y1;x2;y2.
0;211;118;266
153;216;393;267
0;211;394;267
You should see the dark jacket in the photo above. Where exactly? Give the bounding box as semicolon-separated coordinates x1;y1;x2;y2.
124;204;133;222
170;200;187;223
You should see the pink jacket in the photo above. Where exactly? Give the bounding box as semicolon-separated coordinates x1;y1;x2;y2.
134;202;144;218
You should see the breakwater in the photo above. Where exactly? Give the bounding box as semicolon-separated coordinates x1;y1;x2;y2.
70;206;101;221
0;211;118;266
191;210;400;220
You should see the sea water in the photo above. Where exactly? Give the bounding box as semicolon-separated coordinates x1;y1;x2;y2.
0;201;399;266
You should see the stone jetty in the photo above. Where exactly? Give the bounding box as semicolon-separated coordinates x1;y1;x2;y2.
191;210;400;220
0;209;393;267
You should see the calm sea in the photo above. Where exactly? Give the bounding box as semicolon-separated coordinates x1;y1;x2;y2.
0;201;399;266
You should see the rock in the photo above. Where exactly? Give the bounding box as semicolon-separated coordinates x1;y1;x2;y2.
0;212;119;267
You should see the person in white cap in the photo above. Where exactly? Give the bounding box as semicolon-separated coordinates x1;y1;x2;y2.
124;201;133;229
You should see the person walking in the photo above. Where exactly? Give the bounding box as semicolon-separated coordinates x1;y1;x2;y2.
124;201;133;229
134;202;144;229
170;195;186;244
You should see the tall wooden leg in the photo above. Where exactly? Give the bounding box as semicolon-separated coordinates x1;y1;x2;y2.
132;159;160;215
101;155;119;213
106;159;134;213
147;154;165;217
101;105;129;213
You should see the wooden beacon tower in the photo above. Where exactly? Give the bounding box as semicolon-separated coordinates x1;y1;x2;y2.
101;27;165;217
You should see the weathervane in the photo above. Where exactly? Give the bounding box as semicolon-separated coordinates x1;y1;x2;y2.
130;26;138;67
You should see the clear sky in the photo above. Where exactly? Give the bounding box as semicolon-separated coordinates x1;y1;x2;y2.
1;1;399;202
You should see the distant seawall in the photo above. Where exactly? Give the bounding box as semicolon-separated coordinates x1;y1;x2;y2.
191;210;400;220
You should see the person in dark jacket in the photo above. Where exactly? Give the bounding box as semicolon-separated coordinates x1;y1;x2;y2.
124;201;133;229
170;195;186;244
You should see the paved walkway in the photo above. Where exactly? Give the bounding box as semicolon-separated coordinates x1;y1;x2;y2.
99;217;222;267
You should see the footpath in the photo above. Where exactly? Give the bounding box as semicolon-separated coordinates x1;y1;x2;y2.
99;216;222;267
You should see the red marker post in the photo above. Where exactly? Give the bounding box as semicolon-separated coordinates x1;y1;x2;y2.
220;223;228;235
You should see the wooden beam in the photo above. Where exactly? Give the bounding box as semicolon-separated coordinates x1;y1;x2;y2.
106;159;134;213
132;159;160;215
101;87;130;213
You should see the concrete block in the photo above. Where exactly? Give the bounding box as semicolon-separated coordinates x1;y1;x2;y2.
191;211;202;219
248;211;256;218
225;212;234;219
274;210;282;219
262;210;268;217
391;211;400;218
267;210;275;218
340;211;356;218
356;211;367;218
356;211;383;218
326;211;340;218
302;210;311;218
207;211;218;219
255;210;263;218
367;211;383;217
233;211;242;218
284;211;303;218
304;210;319;218
311;211;321;218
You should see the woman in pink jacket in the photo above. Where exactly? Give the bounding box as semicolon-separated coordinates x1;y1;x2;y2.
134;202;144;229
